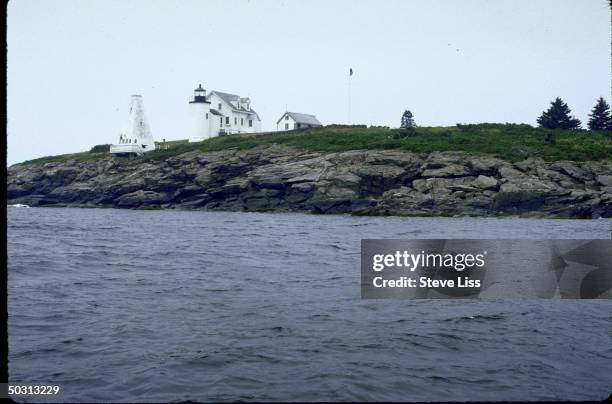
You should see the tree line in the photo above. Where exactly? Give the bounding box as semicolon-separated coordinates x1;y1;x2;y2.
537;97;611;131
399;96;612;131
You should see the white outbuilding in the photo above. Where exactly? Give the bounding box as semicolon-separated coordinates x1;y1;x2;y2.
276;112;322;131
188;84;262;142
110;95;156;155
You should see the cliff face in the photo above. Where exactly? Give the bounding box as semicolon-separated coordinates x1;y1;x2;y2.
7;145;612;218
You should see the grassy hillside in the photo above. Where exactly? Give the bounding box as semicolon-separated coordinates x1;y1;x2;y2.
15;124;612;166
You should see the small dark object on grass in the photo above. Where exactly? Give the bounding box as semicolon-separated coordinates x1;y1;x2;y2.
89;144;110;153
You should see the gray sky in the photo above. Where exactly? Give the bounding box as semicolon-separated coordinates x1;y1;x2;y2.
7;0;611;165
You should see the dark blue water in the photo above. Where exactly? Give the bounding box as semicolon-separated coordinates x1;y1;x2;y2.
7;208;612;402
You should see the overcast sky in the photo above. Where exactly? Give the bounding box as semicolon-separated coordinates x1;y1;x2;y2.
7;0;611;165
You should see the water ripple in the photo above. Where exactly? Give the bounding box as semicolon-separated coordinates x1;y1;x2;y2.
7;208;612;402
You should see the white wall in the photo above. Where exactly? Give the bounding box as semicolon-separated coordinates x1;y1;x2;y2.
251;115;262;132
207;92;262;135
276;113;295;131
188;101;211;142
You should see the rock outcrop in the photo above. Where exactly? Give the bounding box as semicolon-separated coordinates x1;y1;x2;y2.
7;145;612;218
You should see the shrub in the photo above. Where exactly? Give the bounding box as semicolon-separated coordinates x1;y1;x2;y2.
89;144;110;153
324;124;367;128
16;124;612;166
392;127;416;139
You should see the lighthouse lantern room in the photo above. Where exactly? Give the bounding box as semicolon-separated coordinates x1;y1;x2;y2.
193;84;207;102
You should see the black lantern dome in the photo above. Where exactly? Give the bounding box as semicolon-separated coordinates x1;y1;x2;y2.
191;84;208;103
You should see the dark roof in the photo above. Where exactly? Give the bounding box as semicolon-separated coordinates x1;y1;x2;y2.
195;84;205;92
210;90;261;121
276;112;322;126
209;109;223;116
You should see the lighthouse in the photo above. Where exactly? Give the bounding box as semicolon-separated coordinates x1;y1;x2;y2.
188;84;212;142
110;95;156;155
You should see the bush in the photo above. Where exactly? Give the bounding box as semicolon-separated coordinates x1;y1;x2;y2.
392;127;416;139
89;144;110;153
16;124;612;166
324;124;367;128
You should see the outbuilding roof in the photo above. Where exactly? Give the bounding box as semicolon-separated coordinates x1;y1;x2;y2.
277;112;322;126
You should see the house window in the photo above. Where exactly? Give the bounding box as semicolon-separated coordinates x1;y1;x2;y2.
218;103;222;110
249;120;253;127
134;139;137;143
226;117;230;124
285;123;289;130
234;117;237;125
206;113;208;119
220;117;223;126
241;118;244;125
285;115;288;120
297;123;301;129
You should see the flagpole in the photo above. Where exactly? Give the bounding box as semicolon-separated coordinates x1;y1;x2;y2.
348;69;352;124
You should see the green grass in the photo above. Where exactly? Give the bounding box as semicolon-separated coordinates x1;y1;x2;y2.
16;151;112;166
13;124;612;167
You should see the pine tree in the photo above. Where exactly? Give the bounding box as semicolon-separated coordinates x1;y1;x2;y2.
537;97;581;129
587;97;612;131
400;110;416;128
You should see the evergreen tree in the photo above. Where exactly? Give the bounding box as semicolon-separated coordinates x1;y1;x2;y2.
400;110;416;128
537;97;581;129
587;97;612;130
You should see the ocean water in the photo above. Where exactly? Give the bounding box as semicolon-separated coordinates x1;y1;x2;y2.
7;208;612;402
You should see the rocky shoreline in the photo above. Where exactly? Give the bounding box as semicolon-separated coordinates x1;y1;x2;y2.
7;145;612;218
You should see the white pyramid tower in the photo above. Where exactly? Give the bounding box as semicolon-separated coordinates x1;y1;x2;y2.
110;95;156;155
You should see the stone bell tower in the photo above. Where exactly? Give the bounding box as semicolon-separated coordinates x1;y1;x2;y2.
110;94;156;155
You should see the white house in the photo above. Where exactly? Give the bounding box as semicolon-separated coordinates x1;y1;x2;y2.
276;112;322;131
188;84;262;142
110;95;156;155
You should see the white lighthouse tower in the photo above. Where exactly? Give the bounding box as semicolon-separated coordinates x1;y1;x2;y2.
110;94;156;155
188;84;212;142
